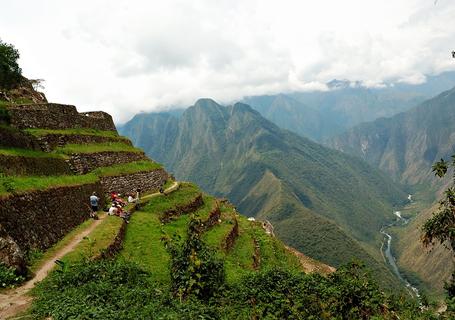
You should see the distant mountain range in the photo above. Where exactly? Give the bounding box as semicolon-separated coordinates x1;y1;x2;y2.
329;86;455;187
120;99;408;290
243;71;455;142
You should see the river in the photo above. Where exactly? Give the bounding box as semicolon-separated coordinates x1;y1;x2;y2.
380;211;421;298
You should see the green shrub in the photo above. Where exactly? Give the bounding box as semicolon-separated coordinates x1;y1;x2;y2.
0;263;24;288
0;39;22;89
32;259;435;319
163;214;225;301
0;105;10;125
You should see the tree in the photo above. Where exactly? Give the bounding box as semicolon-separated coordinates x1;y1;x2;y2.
422;155;455;314
0;39;23;89
422;156;455;252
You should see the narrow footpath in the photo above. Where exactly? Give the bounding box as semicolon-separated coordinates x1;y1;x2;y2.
0;181;179;320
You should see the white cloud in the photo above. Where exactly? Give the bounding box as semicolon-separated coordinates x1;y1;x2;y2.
0;0;454;123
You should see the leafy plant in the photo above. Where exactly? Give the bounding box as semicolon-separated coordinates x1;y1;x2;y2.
422;155;455;317
0;105;10;125
0;263;24;288
163;213;225;301
0;39;22;89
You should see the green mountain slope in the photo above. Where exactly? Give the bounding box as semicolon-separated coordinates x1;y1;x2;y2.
120;98;408;290
329;87;455;298
329;87;455;186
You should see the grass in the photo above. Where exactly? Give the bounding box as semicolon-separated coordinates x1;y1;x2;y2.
251;222;302;272
54;142;143;154
61;215;124;264
0;174;98;196
91;160;162;177
223;218;256;283
141;183;201;214
0;147;68;159
0;97;33;107
118;184;202;283
0;161;164;196
28;218;96;273
25;128;123;139
118;211;170;283
203;206;236;249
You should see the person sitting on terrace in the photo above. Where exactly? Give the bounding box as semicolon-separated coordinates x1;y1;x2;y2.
108;203;118;216
128;193;136;203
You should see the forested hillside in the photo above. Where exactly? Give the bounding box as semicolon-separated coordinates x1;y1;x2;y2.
329;87;455;297
120;98;408;290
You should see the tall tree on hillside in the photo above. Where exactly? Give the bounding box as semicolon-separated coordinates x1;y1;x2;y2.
422;155;455;312
0;39;22;89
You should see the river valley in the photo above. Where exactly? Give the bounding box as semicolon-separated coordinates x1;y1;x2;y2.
381;211;421;298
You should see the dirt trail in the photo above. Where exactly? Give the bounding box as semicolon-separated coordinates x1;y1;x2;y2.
0;181;180;319
0;215;105;319
285;245;336;275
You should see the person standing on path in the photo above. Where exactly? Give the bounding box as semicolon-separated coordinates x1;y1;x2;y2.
89;192;100;218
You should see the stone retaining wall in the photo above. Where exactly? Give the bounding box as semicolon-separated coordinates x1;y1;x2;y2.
95;220;127;260
7;103;116;131
223;219;239;251
0;182;104;273
160;194;204;223
67;151;147;174
0;154;73;176
252;238;261;270
36;134;131;152
100;168;168;195
201;204;221;232
0;126;41;150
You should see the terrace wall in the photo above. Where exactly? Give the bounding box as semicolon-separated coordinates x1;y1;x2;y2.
0;155;72;176
0;182;104;273
36;134;132;152
67;151;148;174
7;103;116;131
100;168;168;194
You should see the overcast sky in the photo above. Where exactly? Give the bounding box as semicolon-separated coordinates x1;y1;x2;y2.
1;0;454;123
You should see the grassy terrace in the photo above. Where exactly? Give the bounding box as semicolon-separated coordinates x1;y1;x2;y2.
91;160;162;176
0;174;98;196
118;183;202;282
0;161;163;196
25;128;127;140
251;222;302;271
0;147;68;159
54;142;142;154
61;215;123;264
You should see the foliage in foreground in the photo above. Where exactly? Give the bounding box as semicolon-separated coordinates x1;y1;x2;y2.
31;259;437;320
163;213;225;300
422;155;455;317
0;263;25;288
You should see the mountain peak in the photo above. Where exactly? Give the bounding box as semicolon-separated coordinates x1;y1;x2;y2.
193;98;221;110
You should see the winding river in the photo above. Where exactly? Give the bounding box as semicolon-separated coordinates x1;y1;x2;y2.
380;211;421;298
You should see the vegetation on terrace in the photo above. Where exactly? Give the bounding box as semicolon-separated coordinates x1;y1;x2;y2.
0;160;163;196
25;128;123;139
54;142;142;154
29;183;439;319
62;215;123;264
0;147;68;159
91;160;162;176
0;174;98;196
